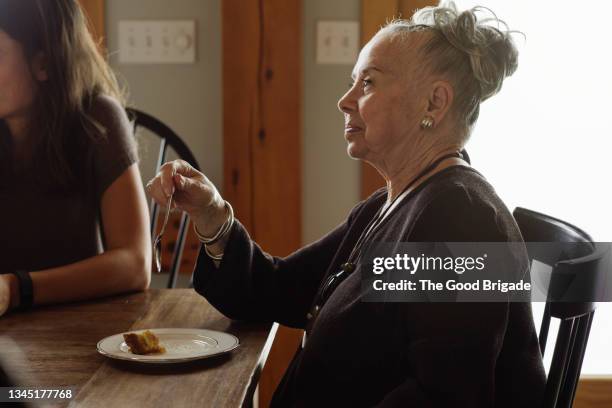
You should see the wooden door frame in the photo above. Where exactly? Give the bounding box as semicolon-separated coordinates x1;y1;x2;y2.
222;1;302;407
78;0;106;47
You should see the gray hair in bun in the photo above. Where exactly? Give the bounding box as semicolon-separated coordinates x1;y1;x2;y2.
378;1;520;132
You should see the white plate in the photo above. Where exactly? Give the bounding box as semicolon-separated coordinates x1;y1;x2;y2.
97;328;239;364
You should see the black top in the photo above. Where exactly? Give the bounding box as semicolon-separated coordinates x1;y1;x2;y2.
193;166;546;407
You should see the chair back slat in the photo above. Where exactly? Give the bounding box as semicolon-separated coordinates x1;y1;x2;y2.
155;137;168;173
542;319;575;408
167;212;190;289
149;138;168;240
563;312;595;408
539;303;551;355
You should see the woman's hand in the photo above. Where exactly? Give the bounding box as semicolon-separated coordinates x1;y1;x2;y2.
146;160;228;237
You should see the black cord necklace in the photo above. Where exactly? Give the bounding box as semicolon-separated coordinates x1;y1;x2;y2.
307;152;464;322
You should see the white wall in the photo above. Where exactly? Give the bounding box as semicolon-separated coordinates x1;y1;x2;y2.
452;0;612;375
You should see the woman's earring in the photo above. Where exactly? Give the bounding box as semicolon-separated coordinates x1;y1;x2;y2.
420;116;434;129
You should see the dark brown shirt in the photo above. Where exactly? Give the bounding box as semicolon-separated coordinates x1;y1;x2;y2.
0;96;137;272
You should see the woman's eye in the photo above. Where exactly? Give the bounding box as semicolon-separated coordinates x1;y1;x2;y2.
347;79;372;90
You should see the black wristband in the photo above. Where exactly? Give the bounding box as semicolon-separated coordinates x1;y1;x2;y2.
13;271;33;312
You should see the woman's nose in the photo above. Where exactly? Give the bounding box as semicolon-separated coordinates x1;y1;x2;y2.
337;87;356;114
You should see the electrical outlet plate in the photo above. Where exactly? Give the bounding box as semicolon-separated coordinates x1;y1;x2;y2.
118;20;196;64
316;21;360;65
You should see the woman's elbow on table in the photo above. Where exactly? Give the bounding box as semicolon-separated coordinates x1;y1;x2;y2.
100;242;150;295
126;249;151;292
89;247;151;295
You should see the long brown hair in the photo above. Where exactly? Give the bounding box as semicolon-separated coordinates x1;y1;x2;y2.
0;0;126;190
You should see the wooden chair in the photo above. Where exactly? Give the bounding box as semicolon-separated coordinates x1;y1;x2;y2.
513;207;609;408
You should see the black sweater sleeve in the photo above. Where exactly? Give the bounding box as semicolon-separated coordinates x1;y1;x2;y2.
192;199;369;329
376;185;513;408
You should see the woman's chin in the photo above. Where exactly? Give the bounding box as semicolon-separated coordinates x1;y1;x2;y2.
346;142;362;160
345;140;365;159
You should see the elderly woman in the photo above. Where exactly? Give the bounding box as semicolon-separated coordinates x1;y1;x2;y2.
148;3;545;407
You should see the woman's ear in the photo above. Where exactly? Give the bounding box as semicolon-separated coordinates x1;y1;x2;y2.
427;80;454;124
31;52;48;82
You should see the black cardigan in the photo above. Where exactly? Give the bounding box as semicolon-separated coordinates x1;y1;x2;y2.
193;166;546;407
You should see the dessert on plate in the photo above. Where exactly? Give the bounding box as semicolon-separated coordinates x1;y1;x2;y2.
123;330;166;355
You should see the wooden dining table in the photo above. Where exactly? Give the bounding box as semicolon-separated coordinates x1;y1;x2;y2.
0;289;276;407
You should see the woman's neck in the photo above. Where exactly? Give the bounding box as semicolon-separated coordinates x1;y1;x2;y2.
384;147;465;204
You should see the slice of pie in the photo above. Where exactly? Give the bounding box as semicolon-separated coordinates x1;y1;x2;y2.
123;330;166;355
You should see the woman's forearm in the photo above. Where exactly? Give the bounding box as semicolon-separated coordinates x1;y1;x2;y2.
11;248;150;308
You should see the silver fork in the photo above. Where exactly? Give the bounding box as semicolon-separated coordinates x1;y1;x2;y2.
153;193;173;273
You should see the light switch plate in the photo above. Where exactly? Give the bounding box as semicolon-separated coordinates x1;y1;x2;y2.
118;20;196;64
316;21;360;65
